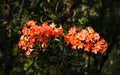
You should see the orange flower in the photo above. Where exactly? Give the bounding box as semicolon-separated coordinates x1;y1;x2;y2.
90;32;100;41
26;20;36;27
22;27;30;36
64;34;70;46
77;40;84;49
68;26;77;35
101;42;108;53
50;22;56;28
92;41;101;54
91;38;108;54
54;26;63;38
77;29;89;41
84;43;92;52
26;48;32;55
99;38;108;53
86;26;94;33
18;40;26;50
18;35;29;50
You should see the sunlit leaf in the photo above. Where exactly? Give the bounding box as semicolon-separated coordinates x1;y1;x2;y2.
40;16;43;22
78;17;88;25
24;60;33;71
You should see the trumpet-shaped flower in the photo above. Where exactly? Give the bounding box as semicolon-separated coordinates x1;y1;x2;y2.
64;26;108;54
18;20;63;55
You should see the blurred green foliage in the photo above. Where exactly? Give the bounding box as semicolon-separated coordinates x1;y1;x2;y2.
0;0;120;75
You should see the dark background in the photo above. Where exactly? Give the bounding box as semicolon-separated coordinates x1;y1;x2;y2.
0;0;120;75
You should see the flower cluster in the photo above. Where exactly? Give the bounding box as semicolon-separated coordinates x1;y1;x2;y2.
18;20;108;56
64;26;108;54
18;20;63;55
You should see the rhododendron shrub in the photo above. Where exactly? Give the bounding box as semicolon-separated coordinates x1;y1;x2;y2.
18;20;108;74
18;20;108;56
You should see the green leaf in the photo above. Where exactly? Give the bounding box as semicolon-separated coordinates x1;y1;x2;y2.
23;60;33;71
40;2;45;7
78;17;88;25
40;16;43;22
54;38;60;42
37;72;41;75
